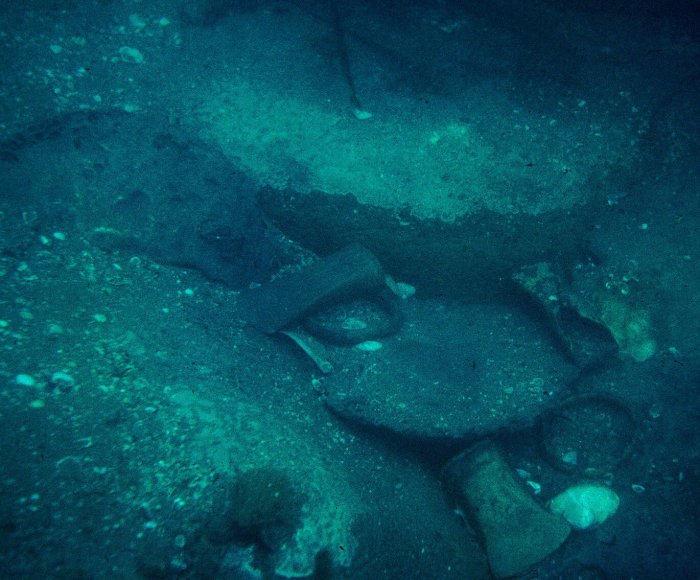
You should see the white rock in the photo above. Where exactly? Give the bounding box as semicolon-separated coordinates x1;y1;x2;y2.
549;484;619;529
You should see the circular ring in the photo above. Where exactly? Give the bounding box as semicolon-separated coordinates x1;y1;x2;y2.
539;393;637;475
303;291;403;345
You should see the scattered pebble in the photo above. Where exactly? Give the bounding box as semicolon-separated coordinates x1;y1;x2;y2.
515;468;531;479
526;480;542;494
47;323;64;335
129;14;147;30
50;371;75;393
119;46;144;64
93;313;107;323
355;340;383;352
562;450;578;465
15;374;37;387
395;281;416;300
352;108;373;120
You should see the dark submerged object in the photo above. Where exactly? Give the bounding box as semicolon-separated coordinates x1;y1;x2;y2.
239;244;386;334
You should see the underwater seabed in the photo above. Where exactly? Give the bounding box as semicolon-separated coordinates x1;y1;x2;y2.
0;159;697;578
1;0;700;578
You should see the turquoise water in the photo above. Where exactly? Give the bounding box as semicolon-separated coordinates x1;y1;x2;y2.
0;1;698;578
